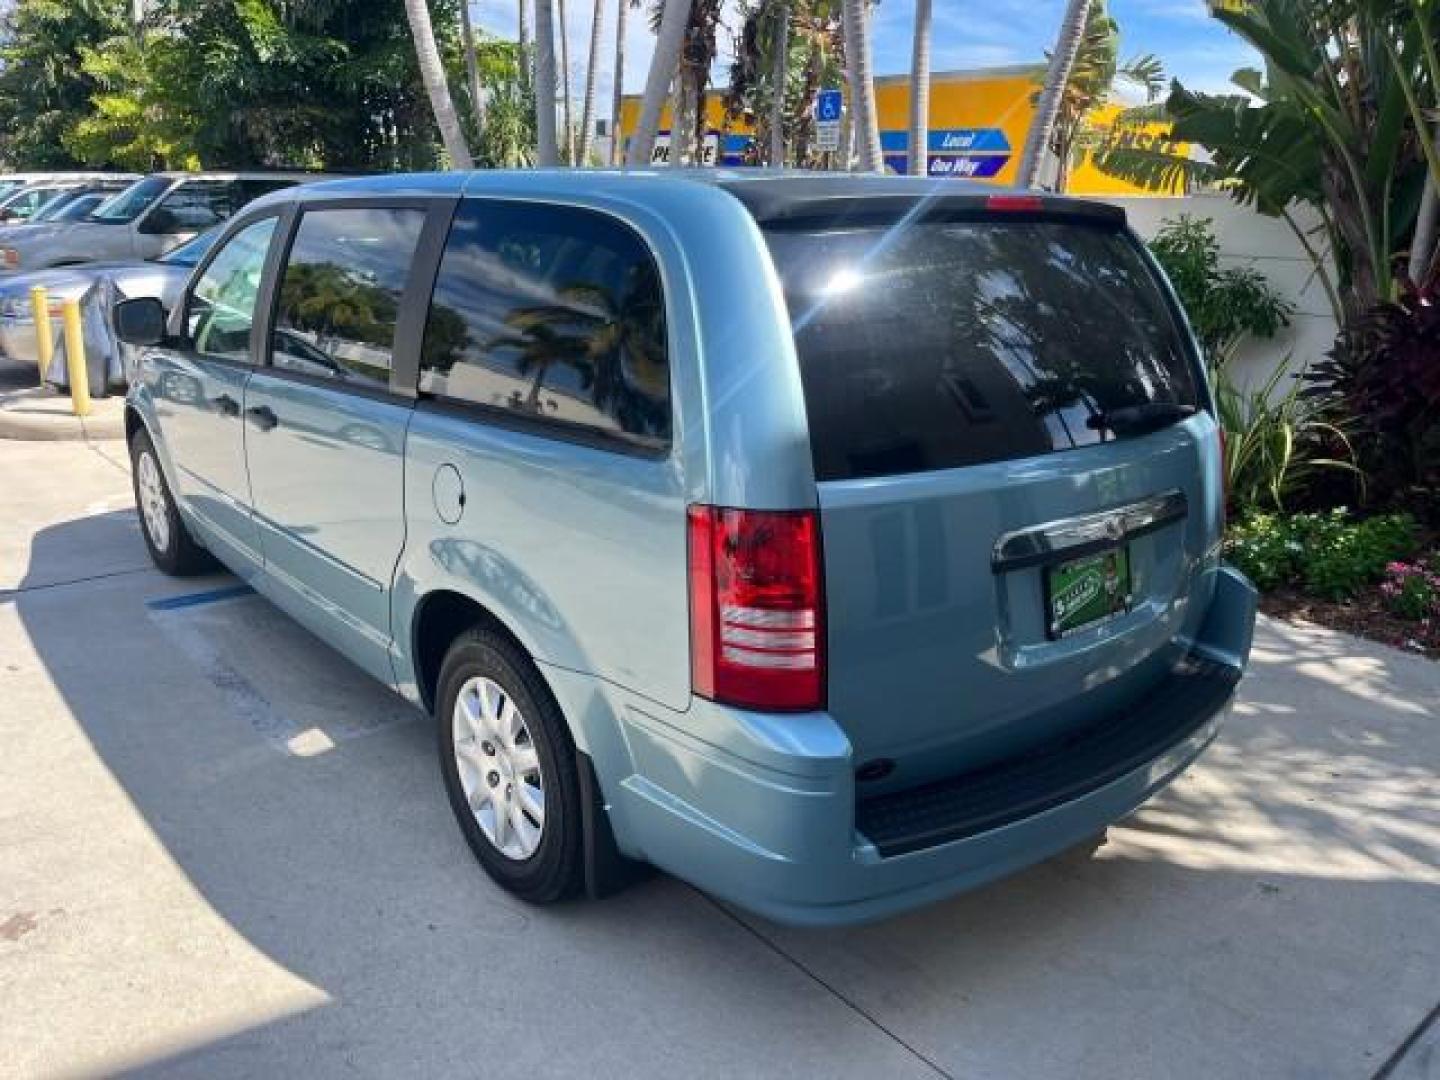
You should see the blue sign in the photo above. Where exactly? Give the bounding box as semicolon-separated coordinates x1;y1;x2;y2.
880;128;1010;153
816;90;844;123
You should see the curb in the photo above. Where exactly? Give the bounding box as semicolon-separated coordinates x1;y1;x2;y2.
0;387;126;442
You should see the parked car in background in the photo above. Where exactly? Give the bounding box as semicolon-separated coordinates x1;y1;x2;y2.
0;229;218;372
0;178;138;233
0;171;327;275
0;175;136;224
117;172;1257;926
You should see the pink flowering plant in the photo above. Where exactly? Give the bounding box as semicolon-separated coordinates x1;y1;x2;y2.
1380;560;1440;622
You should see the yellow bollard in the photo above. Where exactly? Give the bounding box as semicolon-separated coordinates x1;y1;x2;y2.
60;297;91;418
29;285;53;386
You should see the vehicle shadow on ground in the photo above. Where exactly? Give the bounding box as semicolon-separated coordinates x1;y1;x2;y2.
11;510;1440;1079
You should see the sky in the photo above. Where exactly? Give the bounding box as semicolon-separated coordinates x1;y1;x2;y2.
475;0;1261;109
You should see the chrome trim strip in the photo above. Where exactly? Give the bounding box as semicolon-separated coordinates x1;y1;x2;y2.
992;489;1188;573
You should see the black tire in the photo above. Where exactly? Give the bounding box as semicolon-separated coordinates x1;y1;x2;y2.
129;427;214;576
437;627;584;904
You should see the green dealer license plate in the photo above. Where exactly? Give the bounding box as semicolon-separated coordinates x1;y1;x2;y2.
1045;546;1133;639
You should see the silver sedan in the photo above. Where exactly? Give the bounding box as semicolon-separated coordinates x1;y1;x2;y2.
0;229;215;373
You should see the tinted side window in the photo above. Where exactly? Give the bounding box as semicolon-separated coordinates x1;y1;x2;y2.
184;216;278;363
419;200;670;450
144;181;236;234
270;206;426;390
238;178;298;206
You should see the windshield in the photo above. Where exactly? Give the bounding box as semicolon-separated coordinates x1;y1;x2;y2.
86;176;171;224
38;192;108;223
764;218;1202;481
156;228;220;267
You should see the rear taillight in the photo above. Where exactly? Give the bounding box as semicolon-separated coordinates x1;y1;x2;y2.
687;505;825;712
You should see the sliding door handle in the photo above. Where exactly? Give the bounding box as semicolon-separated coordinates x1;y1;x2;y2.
209;393;240;418
245;404;279;432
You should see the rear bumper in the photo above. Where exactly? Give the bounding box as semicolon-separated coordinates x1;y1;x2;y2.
597;564;1257;927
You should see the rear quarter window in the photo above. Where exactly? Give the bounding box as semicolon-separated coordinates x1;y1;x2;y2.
419;199;671;452
763;218;1201;481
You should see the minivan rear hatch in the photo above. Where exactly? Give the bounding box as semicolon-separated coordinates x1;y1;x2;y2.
754;192;1219;794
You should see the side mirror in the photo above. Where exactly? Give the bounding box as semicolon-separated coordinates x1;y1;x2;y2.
114;297;167;347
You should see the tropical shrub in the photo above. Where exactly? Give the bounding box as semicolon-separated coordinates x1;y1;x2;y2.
1380;560;1440;621
1306;269;1440;506
1214;358;1360;513
1227;510;1420;599
1148;215;1293;366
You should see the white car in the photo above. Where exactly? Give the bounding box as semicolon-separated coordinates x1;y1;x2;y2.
0;171;325;275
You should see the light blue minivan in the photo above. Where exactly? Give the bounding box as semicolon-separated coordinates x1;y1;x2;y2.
119;171;1257;926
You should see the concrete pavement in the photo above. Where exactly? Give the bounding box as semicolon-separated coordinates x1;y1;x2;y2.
0;358;126;442
0;437;1436;1079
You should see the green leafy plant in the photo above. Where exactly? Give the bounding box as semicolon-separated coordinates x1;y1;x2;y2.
1214;358;1361;513
1227;509;1420;599
1148;215;1293;366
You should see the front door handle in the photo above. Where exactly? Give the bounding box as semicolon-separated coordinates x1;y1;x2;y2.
245;404;279;432
210;393;240;418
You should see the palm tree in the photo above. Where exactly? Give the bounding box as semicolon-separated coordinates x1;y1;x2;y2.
578;0;606;162
404;0;475;168
610;0;630;164
907;0;931;176
1024;1;1162;192
841;0;881;171
558;0;576;161
460;0;486;135
1017;0;1091;188
626;0;694;165
769;1;790;167
533;0;561;164
519;0;531;88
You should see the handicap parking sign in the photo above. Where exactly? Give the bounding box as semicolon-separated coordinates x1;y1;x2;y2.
816;90;844;122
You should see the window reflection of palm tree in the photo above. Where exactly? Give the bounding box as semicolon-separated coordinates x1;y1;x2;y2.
488;266;668;437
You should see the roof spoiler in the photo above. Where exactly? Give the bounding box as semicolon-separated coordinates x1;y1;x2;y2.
745;191;1127;231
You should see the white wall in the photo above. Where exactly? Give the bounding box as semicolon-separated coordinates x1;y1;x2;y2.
1097;193;1338;394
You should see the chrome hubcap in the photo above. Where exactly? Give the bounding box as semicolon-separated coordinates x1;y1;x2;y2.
452;676;544;860
136;452;170;553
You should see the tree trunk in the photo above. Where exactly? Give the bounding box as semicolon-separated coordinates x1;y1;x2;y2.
533;0;560;165
404;0;475;168
576;0;605;163
610;0;628;165
519;0;531;89
626;0;693;166
670;76;697;165
558;0;575;162
769;1;790;167
842;0;882;172
907;0;931;176
460;0;486;136
1410;129;1440;283
1017;0;1090;188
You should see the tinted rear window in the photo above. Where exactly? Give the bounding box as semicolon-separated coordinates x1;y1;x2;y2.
763;219;1200;481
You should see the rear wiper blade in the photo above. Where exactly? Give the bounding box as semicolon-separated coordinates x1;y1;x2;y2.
1086;402;1196;435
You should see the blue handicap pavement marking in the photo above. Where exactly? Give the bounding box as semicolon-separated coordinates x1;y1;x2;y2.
816;89;844;122
146;583;255;611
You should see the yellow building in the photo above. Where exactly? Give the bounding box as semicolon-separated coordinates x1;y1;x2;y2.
617;65;1176;197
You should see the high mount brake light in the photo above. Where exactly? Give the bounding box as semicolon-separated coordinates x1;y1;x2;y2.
985;194;1046;213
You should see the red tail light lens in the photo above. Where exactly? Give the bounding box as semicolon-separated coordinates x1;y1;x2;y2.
687;505;825;712
986;194;1045;213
